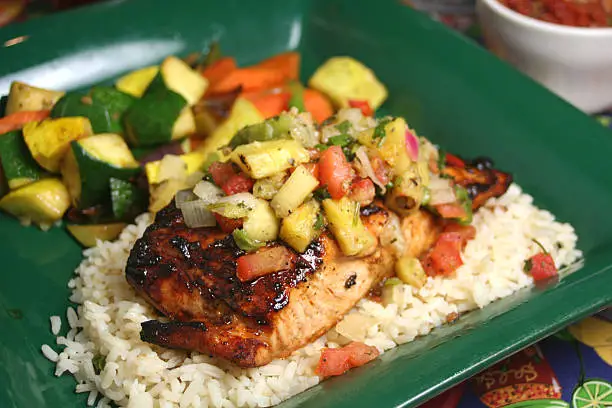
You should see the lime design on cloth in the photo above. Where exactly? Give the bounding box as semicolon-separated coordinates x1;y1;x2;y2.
571;379;612;408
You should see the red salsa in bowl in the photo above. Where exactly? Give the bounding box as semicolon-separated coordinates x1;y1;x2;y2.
498;0;612;27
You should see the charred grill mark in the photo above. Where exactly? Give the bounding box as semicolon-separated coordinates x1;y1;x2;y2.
442;155;512;210
127;204;327;325
345;273;357;288
361;203;384;216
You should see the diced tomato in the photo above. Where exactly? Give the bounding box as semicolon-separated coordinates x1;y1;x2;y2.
421;232;468;277
315;342;380;377
348;99;374;117
349;178;375;206
369;154;390;185
209;161;254;195
318;145;353;199
209;161;237;186
222;173;254;195
236;246;295;282
214;214;243;233
445;153;465;168
435;203;468;220
525;253;558;281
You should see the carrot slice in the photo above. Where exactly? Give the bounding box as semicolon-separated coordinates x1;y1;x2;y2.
243;90;291;119
304;89;334;123
255;52;300;81
201;57;238;85
208;67;286;95
0;110;50;134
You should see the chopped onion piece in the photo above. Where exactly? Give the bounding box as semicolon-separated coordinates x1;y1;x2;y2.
180;199;217;228
428;175;456;205
405;129;419;162
175;189;198;208
355;146;386;193
193;180;224;204
380;212;406;255
335;313;378;342
207;192;259;219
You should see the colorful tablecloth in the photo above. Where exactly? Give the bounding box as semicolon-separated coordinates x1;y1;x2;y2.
1;2;610;408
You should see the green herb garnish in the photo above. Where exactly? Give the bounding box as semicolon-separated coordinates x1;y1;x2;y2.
92;354;106;374
328;134;353;147
313;187;331;201
335;120;352;134
314;213;325;230
315;144;329;151
372;117;392;147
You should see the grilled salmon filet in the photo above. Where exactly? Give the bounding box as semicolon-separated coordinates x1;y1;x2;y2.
126;157;511;368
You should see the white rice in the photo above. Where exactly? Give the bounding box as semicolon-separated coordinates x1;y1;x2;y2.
50;315;62;335
43;184;581;407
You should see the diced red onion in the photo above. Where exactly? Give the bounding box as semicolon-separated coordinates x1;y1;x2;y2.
405;129;419;162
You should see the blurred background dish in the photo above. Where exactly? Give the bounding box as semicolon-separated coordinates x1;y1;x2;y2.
477;0;612;113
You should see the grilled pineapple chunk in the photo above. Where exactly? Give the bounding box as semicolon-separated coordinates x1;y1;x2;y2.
322;197;376;256
270;165;319;218
395;256;427;288
280;199;321;252
357;117;411;173
308;57;387;110
243;199;279;242
230;140;310;179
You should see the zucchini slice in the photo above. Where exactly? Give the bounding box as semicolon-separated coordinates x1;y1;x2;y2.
66;222;127;247
0;178;70;226
5;81;65;115
0;131;44;189
198;98;264;159
152;56;208;105
115;66;159;98
123;86;195;147
61;134;141;209
51;87;136;134
22;117;93;172
109;177;148;220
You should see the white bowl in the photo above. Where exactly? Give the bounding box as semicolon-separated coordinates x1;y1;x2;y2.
476;0;612;113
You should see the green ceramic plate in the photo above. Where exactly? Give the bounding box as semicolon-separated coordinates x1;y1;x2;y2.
0;0;611;407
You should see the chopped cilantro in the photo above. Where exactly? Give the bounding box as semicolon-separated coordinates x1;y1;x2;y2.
342;146;356;161
328;134;353;147
315;144;329;151
314;213;325;230
335;120;352;133
436;149;447;171
92;354;106;374
353;203;361;227
372;117;392;147
313;187;331;201
523;258;533;273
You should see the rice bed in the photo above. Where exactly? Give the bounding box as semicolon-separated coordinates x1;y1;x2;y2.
43;184;581;408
